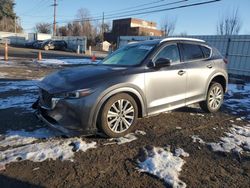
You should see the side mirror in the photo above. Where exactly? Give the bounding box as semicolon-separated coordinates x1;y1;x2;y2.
154;58;171;68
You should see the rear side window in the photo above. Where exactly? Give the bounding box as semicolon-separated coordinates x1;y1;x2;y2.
181;43;204;61
200;46;211;58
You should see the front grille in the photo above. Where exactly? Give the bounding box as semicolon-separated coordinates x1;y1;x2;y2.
39;89;52;108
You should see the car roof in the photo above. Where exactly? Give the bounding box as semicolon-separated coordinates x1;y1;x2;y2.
160;37;205;43
128;37;206;47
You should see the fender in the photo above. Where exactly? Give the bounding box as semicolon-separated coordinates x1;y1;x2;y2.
88;83;147;129
205;72;228;97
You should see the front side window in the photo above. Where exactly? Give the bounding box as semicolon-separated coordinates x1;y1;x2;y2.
154;44;180;63
181;43;204;61
100;44;155;66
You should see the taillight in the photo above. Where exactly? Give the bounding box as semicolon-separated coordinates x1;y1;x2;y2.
223;58;228;64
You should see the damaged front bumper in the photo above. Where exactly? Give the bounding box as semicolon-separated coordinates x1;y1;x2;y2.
33;97;97;136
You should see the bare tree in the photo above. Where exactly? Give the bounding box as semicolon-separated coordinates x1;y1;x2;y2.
56;8;98;45
35;22;51;34
102;22;111;33
58;26;68;36
76;8;94;37
217;9;242;35
179;31;188;36
161;17;177;36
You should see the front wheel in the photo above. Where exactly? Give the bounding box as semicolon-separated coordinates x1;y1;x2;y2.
44;45;49;51
200;82;224;113
99;93;138;138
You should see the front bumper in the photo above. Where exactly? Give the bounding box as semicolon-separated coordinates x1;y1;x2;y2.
33;97;97;136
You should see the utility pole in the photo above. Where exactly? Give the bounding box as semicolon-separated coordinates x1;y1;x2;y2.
14;16;17;34
53;0;58;36
102;12;104;42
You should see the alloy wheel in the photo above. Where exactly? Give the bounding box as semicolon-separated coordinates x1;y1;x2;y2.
107;99;135;133
208;85;223;110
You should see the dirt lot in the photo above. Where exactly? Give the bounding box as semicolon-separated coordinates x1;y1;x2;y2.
0;61;249;188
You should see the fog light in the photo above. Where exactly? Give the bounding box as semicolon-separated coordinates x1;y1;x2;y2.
51;98;60;109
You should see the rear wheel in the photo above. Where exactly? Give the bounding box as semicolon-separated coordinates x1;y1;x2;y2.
200;82;224;113
99;93;138;138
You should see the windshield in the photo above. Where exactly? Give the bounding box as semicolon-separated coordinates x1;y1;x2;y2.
100;43;155;66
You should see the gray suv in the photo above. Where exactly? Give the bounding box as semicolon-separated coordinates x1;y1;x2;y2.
34;38;228;137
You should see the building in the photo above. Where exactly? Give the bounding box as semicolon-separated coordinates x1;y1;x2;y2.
104;18;163;44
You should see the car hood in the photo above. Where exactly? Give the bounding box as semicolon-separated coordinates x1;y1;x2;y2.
37;65;127;94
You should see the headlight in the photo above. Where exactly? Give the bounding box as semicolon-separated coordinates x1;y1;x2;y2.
66;89;93;99
51;89;93;109
54;89;93;99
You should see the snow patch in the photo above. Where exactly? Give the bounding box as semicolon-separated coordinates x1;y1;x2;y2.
0;80;38;93
106;130;146;145
191;135;206;145
138;147;188;188
208;124;250;153
190;113;205;117
224;83;250;120
0;127;96;170
37;58;100;66
174;148;190;157
0;138;96;169
0;94;36;110
0;128;63;148
191;124;250;154
0;80;38;110
0;72;9;78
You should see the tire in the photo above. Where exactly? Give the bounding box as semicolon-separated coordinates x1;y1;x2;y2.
44;45;49;51
200;82;224;113
99;93;138;138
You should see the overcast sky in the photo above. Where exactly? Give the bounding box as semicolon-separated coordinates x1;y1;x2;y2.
15;0;250;35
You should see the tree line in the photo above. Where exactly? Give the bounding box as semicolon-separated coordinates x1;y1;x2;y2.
36;8;111;45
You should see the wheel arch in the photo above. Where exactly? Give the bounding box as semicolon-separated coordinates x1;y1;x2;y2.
90;85;147;130
206;73;228;95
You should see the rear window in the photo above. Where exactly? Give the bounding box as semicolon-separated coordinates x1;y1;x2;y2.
200;46;211;58
181;43;204;61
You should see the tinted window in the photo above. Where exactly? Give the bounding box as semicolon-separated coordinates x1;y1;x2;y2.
182;43;204;61
155;44;180;63
200;46;211;58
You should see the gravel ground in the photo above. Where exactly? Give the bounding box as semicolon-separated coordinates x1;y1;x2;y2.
0;62;249;188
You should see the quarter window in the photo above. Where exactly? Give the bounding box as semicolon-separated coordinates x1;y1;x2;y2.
155;44;180;63
181;43;204;61
200;46;211;58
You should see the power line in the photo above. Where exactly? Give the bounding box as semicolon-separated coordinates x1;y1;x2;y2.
57;0;221;24
103;0;187;18
55;0;170;19
19;0;183;23
104;0;221;21
19;0;51;16
56;0;187;24
98;0;166;14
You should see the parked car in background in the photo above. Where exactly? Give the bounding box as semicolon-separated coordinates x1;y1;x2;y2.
25;40;43;48
33;40;44;49
41;40;67;51
34;37;228;138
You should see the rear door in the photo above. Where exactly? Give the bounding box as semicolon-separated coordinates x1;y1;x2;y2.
179;43;214;105
145;43;187;115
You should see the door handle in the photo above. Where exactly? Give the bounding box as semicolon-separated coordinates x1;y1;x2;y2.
207;64;213;69
178;70;186;76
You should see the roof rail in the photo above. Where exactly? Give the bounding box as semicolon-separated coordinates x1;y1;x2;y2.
160;37;205;43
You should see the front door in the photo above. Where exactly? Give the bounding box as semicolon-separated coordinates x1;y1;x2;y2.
145;44;187;115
